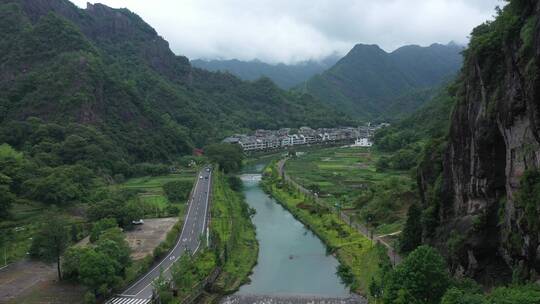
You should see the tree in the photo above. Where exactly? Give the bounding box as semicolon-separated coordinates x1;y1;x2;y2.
62;227;132;296
62;246;91;280
376;156;390;172
162;180;192;203
204;143;244;173
87;195;143;228
383;245;450;304
95;228;131;276
488;285;540;303
78;249;118;293
399;203;423;253
227;175;243;192
0;183;15;219
89;218;117;242
441;287;486;304
172;252;195;292
336;264;355;286
30;214;70;280
153;271;174;303
0;143;24;217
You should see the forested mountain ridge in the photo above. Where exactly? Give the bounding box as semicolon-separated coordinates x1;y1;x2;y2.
0;0;351;162
0;0;353;218
304;42;463;120
191;55;340;89
415;0;540;284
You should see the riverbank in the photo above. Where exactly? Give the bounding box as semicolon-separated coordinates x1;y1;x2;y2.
197;170;259;303
236;171;350;297
261;161;390;298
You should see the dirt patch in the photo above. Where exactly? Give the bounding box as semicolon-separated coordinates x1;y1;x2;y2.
125;217;178;260
355;162;370;169
77;217;178;260
0;259;85;304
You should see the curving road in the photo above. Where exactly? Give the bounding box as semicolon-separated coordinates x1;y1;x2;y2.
107;167;212;303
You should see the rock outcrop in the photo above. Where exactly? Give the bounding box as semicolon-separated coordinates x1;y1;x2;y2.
418;0;540;284
4;0;192;83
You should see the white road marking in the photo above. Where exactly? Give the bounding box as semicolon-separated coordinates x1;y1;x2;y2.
117;169;212;299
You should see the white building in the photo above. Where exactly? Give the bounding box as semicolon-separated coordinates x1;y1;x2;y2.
351;138;372;147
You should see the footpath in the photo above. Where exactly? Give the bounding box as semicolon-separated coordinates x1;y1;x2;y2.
276;158;402;265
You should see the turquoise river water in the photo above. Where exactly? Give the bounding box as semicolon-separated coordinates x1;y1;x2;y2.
235;162;349;296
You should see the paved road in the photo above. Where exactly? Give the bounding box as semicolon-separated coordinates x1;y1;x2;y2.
107;167;212;302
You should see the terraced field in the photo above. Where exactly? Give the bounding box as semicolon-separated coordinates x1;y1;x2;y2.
285;146;416;235
113;170;196;218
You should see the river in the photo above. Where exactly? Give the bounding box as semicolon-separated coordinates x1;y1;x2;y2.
235;162;350;297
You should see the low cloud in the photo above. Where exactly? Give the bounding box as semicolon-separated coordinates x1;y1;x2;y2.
70;0;502;64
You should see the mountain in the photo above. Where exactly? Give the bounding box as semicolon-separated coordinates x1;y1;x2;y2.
303;42;463;120
191;55;340;89
416;0;539;284
0;0;352;171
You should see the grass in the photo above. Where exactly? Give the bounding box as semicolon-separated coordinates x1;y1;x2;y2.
122;192;188;292
208;170;258;295
0;168;196;267
112;171;196;218
285;146;416;234
0;200;86;265
261;163;388;297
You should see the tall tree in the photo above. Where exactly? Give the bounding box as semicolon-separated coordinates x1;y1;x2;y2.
399;203;423;253
204;143;244;173
30;213;70;280
383;245;450;304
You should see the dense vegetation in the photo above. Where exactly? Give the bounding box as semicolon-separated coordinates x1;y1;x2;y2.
0;0;352;274
155;169;258;303
372;1;540;303
0;0;352;218
303;43;462;120
370;245;540;304
192;55;339;89
204;143;244;174
62;226;132;302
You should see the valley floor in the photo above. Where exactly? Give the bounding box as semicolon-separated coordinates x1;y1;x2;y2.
261;160;389;298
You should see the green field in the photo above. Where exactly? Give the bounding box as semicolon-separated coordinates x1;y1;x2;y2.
285;146;417;235
261;162;390;297
0;169;197;266
113;170;196;218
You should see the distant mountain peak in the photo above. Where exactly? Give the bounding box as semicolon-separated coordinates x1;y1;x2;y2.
350;43;386;54
305;42;463;120
191;54;340;89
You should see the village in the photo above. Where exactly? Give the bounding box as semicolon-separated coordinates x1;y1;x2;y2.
222;123;388;152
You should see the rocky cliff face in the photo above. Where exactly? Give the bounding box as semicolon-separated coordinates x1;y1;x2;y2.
418;0;540;284
3;0;191;83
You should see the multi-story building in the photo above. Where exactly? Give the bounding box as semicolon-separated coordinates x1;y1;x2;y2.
222;123;387;152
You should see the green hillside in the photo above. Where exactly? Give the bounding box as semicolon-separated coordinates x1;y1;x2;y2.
0;0;352;166
304;43;462;120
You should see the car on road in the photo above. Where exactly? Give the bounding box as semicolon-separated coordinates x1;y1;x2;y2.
206;168;210;172
132;219;144;225
199;175;203;179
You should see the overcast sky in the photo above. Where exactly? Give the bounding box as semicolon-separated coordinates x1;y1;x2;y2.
69;0;503;64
